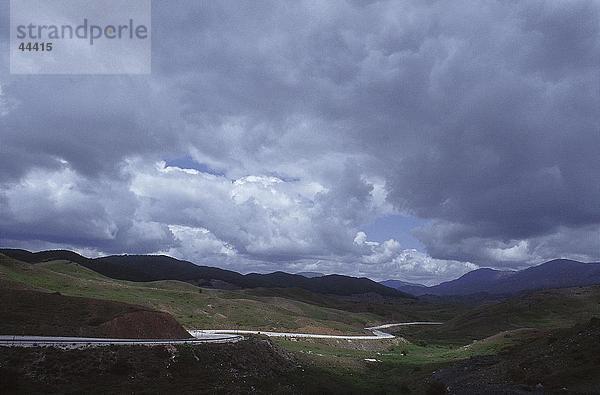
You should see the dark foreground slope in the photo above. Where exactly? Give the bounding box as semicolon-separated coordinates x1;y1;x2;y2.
433;318;600;394
1;249;408;298
0;288;191;339
0;337;297;394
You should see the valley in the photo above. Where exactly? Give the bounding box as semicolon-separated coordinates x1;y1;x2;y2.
1;250;599;393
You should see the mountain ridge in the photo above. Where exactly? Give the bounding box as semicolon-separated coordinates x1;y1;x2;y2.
295;271;325;278
0;248;408;298
382;259;600;296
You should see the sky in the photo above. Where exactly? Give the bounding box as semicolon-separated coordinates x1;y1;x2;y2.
0;0;599;285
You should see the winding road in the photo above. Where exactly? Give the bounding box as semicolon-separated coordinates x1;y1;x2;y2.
0;322;442;347
0;333;242;348
190;322;443;340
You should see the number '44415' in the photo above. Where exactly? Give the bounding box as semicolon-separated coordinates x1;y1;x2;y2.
18;42;53;51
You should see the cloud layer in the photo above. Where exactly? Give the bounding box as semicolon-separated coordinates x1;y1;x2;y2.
1;0;598;283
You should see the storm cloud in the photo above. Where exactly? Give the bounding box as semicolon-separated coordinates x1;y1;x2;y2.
0;0;598;283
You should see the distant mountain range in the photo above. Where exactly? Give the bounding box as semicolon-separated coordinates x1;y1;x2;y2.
296;272;325;278
4;249;597;298
382;259;600;296
0;249;407;298
380;279;427;295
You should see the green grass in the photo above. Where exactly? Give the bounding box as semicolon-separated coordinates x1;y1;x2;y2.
0;254;381;333
270;286;600;393
248;286;466;323
5;252;597;392
276;328;532;365
391;286;600;345
275;327;542;393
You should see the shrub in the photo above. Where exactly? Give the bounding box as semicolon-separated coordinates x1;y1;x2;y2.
425;380;447;395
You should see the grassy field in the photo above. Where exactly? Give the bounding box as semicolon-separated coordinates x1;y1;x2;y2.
389;286;600;345
0;254;383;333
279;320;600;394
273;328;541;393
271;285;600;393
4;252;597;340
246;287;466;324
3;252;599;392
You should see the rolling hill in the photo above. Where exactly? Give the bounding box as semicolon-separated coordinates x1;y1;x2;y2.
383;259;600;296
3;250;599;393
0;288;191;339
389;285;600;345
433;317;600;393
0;253;389;333
1;249;407;298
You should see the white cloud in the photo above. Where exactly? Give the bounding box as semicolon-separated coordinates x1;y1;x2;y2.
354;231;478;284
486;240;531;263
0;163;174;251
1;0;598;283
0;159;476;282
353;231;367;245
163;225;237;259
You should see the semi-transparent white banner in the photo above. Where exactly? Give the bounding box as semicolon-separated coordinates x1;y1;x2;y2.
10;0;151;74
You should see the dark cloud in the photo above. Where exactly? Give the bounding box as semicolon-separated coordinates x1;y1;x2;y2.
0;0;598;282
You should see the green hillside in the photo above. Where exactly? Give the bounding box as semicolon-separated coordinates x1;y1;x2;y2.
0;254;381;333
3;252;599;393
0;288;191;339
392;286;600;344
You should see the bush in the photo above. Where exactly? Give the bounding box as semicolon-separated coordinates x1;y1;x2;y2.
425;381;447;395
109;358;132;376
0;367;20;391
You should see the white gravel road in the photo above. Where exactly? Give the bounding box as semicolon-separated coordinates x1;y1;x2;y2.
190;322;443;340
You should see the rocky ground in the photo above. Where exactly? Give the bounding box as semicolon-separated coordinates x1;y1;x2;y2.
432;318;600;394
0;337;298;394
